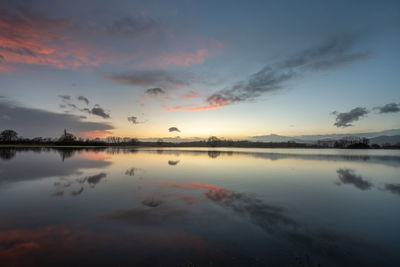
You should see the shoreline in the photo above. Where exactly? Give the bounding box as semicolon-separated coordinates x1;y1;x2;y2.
0;144;398;150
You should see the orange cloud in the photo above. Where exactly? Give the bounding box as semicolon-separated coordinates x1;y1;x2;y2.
141;49;209;67
164;91;237;112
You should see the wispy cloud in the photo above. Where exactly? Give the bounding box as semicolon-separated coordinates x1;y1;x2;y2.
0;8;161;72
141;49;209;67
102;15;158;37
205;35;369;108
167;34;369;112
58;95;71;101
165;103;224;112
181;90;201;99
333;107;368;128
145;87;165;96
77;96;89;105
0;9;106;71
107;70;190;88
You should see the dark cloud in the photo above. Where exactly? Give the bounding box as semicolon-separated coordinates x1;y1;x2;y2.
91;105;110;119
107;70;189;88
375;103;400;114
145;87;165;96
333;107;368;127
205;34;369;107
0;101;113;137
128;116;138;124
384;184;400;196
169;127;180;132
77;96;89;105
336;168;373;190
58;96;109;119
58;95;71;101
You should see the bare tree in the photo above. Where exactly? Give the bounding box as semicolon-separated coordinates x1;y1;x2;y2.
0;129;18;142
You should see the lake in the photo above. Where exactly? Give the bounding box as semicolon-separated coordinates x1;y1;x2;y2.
0;147;399;266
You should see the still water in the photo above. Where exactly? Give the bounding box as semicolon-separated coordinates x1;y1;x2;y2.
0;147;399;266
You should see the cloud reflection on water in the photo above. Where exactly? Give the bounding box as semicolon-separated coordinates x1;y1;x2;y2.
105;179;379;266
336;168;373;190
0;147;398;266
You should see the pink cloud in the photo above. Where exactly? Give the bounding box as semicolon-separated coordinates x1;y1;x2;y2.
0;10;137;72
164;103;227;112
181;90;201;99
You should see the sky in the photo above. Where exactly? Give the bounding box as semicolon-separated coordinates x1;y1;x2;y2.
0;0;399;139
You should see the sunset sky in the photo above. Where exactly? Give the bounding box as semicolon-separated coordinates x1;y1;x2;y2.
0;0;399;139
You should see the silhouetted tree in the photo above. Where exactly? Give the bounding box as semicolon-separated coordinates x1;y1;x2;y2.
58;129;77;143
207;136;221;147
0;129;18;142
106;136;122;144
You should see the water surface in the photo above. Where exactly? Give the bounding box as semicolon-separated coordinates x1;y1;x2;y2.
1;148;399;266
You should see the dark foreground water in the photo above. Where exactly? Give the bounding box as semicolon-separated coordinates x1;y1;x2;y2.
0;147;399;266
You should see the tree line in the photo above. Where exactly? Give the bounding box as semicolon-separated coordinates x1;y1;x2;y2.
1;129;398;149
0;129;136;146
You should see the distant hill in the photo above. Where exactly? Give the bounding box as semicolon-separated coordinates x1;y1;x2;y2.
370;135;400;145
252;129;400;145
137;129;400;145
